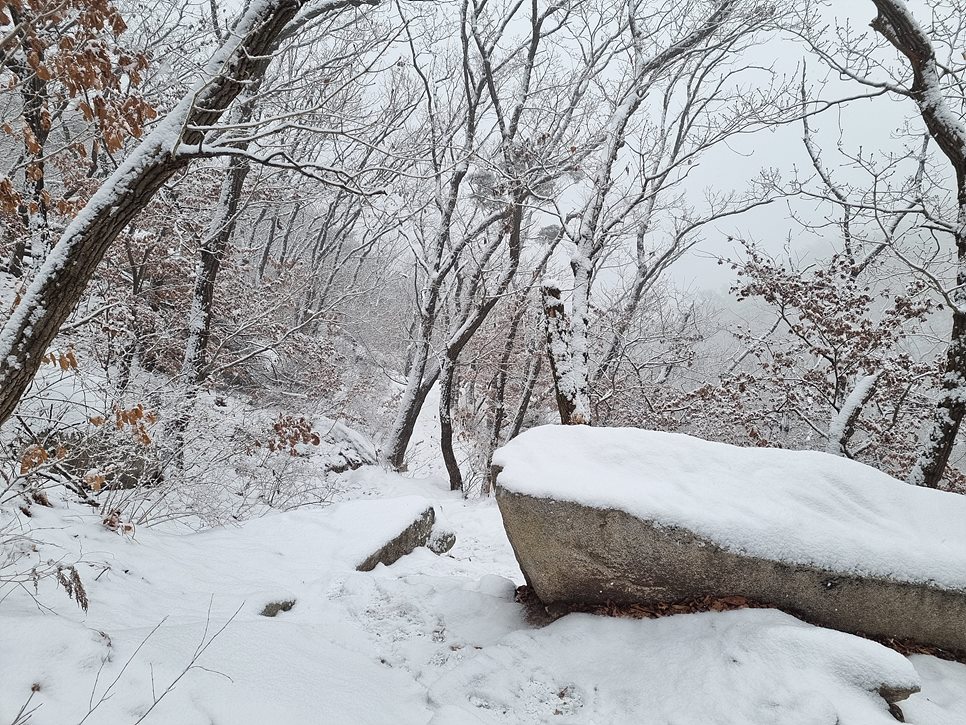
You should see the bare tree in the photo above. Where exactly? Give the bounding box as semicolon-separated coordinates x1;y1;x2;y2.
542;0;781;425
383;0;591;473
798;0;966;487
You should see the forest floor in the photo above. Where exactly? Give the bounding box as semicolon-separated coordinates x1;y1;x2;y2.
2;408;966;724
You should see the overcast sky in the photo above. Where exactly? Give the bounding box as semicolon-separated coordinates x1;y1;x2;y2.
670;0;933;294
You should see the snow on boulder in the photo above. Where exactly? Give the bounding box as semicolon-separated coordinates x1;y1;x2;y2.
492;425;966;651
428;608;919;724
356;505;435;571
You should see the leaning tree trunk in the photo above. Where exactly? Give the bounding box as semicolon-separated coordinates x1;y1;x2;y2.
385;356;440;470
0;0;366;426
182;74;266;386
826;372;880;458
866;0;966;487
438;195;525;491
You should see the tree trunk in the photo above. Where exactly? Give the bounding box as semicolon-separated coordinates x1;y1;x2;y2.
257;217;280;282
0;0;347;426
867;0;966;487
909;309;966;487
439;356;462;491
437;197;526;487
183;155;252;384
174;152;253;470
508;352;541;443
6;24;52;278
484;346;542;495
487;300;526;455
385;357;440;470
826;372;880;458
542;282;590;425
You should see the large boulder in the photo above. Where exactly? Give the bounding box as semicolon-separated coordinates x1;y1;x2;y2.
493;425;966;652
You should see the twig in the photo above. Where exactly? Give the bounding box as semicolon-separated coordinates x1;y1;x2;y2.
132;601;241;724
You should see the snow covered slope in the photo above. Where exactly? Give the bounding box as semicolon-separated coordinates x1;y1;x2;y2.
430;608;917;725
1;495;441;724
493;425;966;590
0;467;962;724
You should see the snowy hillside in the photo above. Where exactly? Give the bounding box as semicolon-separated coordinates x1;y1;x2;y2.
2;459;965;724
4;0;966;722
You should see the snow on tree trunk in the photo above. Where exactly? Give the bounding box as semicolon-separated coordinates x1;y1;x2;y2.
0;0;359;426
908;310;966;488
385;351;440;470
543;281;590;425
826;372;880;457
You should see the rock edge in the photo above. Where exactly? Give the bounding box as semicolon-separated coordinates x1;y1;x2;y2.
495;486;966;657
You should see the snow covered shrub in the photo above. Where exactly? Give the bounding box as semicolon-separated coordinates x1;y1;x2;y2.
190;408;371;521
0;511;89;616
258;414;324;455
58;409;164;490
693;248;943;476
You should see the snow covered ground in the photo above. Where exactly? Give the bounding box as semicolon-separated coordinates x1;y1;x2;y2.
2;421;966;723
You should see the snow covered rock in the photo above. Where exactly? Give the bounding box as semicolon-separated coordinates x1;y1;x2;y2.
320;418;380;473
428;529;457;555
493;425;966;651
356;505;436;571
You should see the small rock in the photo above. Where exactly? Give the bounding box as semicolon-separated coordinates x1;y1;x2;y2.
428;530;456;555
260;599;296;617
